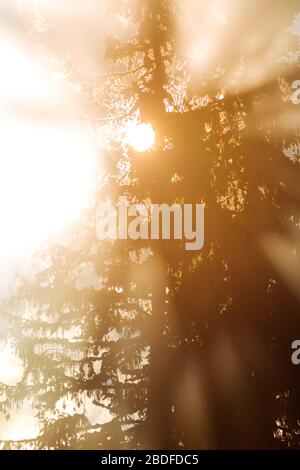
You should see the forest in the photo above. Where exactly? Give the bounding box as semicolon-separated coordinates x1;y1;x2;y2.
0;0;299;450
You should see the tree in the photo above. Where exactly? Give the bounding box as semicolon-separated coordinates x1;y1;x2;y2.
1;0;300;450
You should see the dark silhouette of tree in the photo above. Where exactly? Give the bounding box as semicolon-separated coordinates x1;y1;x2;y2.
1;0;300;450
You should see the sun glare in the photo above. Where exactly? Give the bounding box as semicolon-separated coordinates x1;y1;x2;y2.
0;344;23;386
0;119;97;265
0;34;98;270
0;399;39;442
126;123;156;152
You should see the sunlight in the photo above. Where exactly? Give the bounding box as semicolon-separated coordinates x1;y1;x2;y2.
0;400;39;442
126;123;156;152
0;33;98;270
0;36;54;105
0;118;97;266
0;344;23;386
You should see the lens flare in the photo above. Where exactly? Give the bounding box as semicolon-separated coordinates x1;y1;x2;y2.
126;123;156;152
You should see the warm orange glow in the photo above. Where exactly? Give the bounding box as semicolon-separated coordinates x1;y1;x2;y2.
126;123;156;152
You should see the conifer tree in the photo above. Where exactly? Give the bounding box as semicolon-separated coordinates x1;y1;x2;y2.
1;0;300;450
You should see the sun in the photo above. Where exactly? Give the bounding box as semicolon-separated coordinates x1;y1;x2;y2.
126;123;156;152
